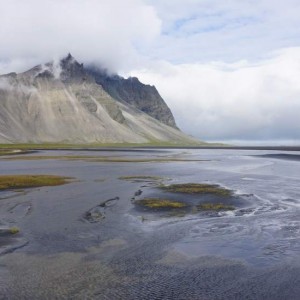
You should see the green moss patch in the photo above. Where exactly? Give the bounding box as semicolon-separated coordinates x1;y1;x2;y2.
135;198;187;209
0;175;73;191
197;203;235;211
0;150;16;156
161;183;231;197
9;227;20;234
0;149;31;156
0;226;20;236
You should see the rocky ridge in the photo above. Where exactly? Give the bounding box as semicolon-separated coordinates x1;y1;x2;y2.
0;54;199;144
86;66;177;128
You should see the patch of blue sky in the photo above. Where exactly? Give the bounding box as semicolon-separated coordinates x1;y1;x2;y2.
162;16;198;35
163;14;260;37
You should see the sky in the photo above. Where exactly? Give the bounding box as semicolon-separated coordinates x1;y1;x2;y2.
1;0;300;144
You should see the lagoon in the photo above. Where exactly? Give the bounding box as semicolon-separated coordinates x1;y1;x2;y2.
0;148;299;299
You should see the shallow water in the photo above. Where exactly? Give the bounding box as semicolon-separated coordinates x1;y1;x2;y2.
0;148;299;299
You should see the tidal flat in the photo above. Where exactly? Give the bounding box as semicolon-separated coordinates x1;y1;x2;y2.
0;148;300;299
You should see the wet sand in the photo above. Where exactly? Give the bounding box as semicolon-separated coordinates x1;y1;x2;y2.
0;148;299;299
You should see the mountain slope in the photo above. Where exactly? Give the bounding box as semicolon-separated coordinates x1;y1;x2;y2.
86;67;178;128
0;55;199;144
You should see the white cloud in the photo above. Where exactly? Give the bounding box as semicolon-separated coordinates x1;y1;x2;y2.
0;0;161;74
0;78;13;91
146;0;300;63
129;48;300;142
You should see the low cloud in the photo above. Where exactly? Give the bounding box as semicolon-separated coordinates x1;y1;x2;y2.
129;48;300;143
0;78;13;91
0;0;161;74
0;77;37;94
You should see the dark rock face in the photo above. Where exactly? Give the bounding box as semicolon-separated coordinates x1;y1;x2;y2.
43;55;177;129
86;67;178;129
60;53;87;82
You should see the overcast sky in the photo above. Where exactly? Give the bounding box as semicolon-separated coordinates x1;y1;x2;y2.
1;0;300;144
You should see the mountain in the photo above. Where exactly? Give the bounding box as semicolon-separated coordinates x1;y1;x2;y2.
0;54;199;144
86;67;177;128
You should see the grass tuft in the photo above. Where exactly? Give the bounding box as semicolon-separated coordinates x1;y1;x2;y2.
0;149;32;156
160;183;231;196
0;175;73;191
197;203;235;211
9;227;20;234
135;198;187;209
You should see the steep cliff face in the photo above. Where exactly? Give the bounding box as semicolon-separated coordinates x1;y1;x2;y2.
0;55;198;144
86;67;178;128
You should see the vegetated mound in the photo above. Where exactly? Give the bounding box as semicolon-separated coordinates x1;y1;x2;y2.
160;183;232;197
132;183;236;218
0;175;73;191
197;203;235;211
135;198;187;209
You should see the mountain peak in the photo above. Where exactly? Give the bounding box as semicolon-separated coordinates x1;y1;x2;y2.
60;53;80;68
60;53;77;65
59;54;87;82
66;52;73;60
